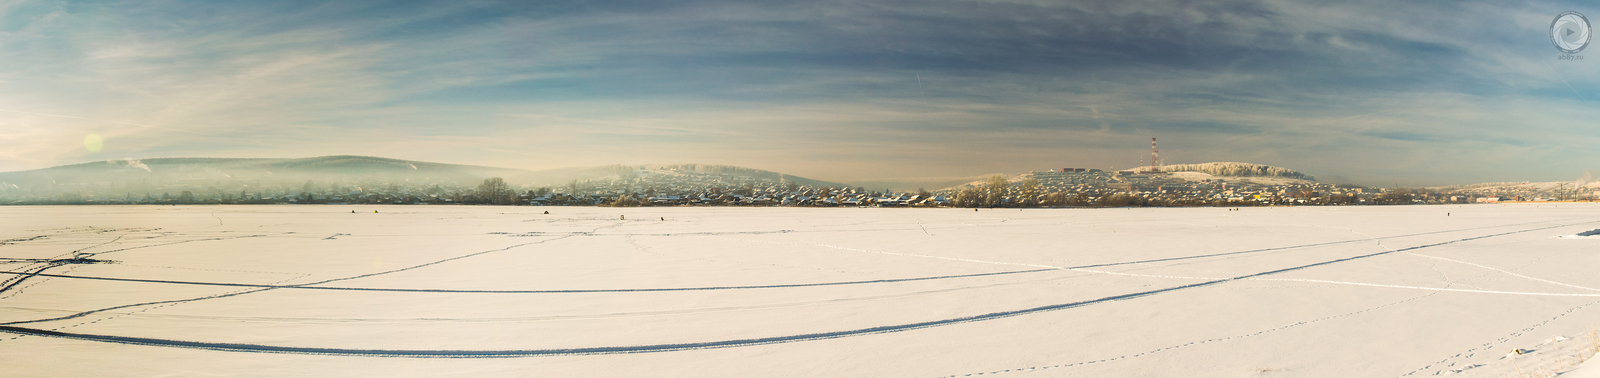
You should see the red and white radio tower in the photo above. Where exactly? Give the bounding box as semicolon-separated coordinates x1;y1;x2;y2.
1150;137;1160;172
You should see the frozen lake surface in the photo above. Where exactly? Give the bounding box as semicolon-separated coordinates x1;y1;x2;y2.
2;205;1598;377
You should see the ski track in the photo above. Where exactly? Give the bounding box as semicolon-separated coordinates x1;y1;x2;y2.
0;236;572;327
36;272;313;339
16;218;1544;296
0;268;1057;294
938;221;1600;377
938;292;1444;377
24;215;1530;295
0;275;1074;325
738;222;1600;298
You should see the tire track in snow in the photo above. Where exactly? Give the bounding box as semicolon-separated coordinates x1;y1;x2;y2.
0;229;284;299
1066;268;1600;298
731;217;1593;273
0;221;1579;357
0;231;135;296
756;222;1600;298
0;266;80;301
88;234;276;256
0;277;1300;358
0;218;1573;295
34;272;312;340
0;236;571;327
0;269;1055;294
2;275;1068;324
937;220;1600;377
1403;252;1600;292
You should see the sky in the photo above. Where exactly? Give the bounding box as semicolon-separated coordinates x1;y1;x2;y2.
1;0;1597;186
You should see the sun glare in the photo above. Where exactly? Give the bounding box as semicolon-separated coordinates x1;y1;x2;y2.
83;133;103;152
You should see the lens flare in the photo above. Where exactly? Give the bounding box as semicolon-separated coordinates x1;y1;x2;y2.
83;134;103;152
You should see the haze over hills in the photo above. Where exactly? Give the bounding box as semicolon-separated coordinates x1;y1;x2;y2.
513;164;849;189
0;156;531;186
1426;173;1600;200
939;162;1319;192
0;156;1317;192
3;155;1595;206
0;155;848;197
844;176;1001;193
841;163;1319;192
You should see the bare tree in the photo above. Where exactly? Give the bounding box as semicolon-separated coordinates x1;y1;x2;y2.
1017;178;1040;206
955;187;981;207
479;177;511;205
983;175;1008;207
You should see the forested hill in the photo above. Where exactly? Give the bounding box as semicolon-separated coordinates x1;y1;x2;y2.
1128;162;1315;180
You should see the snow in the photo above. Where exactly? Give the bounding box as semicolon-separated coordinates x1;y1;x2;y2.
2;204;1599;377
1566;357;1600;377
1560;229;1600;239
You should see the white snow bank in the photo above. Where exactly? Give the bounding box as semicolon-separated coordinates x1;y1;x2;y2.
4;204;1600;377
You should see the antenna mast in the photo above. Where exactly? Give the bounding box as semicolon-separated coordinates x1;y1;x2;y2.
1151;138;1159;173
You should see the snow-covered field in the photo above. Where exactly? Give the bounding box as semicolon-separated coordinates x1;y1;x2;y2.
2;205;1598;377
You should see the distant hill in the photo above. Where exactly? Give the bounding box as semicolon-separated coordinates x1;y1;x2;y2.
511;163;848;188
0;157;849;194
1129;162;1315;180
0;157;1326;198
844;175;1000;192
1428;177;1599;196
0;156;531;188
641;164;848;188
938;162;1318;191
